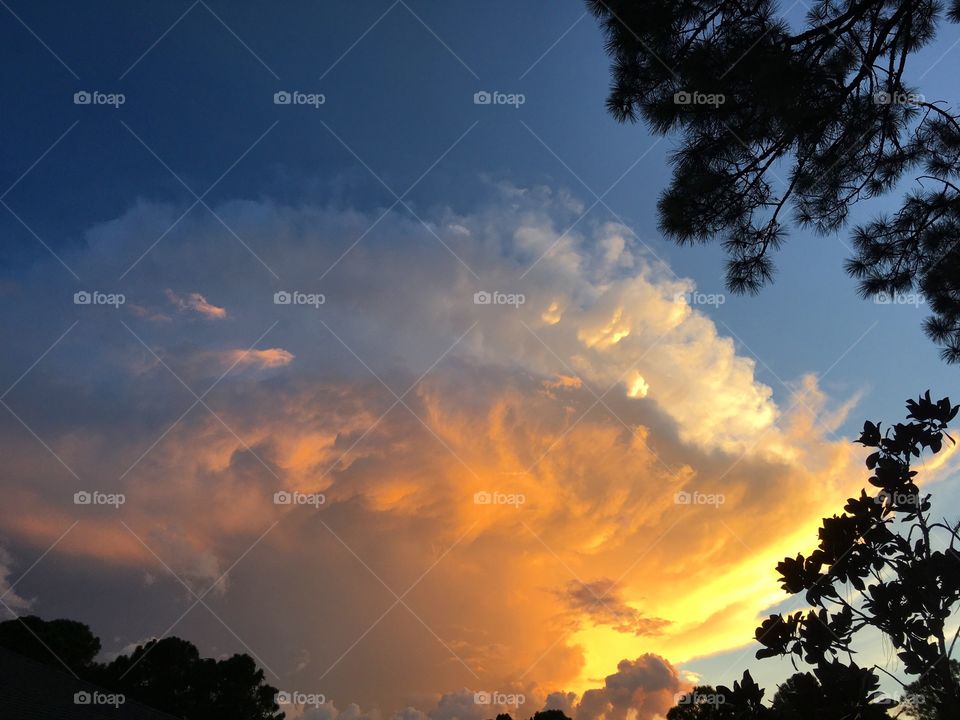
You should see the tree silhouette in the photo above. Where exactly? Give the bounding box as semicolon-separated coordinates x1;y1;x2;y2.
667;685;727;718
901;659;960;718
0;615;100;670
662;391;960;717
766;664;890;719
97;637;283;720
699;672;770;719
0;616;283;719
588;0;960;361
769;674;821;719
530;711;572;720
491;713;573;720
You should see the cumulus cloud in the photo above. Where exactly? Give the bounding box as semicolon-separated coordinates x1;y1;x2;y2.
391;708;430;720
575;655;686;720
0;185;879;716
302;702;378;720
428;689;508;720
542;692;578;716
388;656;685;720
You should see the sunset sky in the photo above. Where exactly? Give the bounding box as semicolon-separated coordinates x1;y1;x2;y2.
2;2;960;719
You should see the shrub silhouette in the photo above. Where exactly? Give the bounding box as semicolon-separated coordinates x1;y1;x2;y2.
663;391;960;717
901;659;960;718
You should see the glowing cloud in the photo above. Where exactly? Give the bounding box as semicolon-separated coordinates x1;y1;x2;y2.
0;186;871;716
222;347;295;370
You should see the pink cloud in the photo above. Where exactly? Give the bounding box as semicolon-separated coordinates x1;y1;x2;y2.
223;347;295;370
165;289;227;319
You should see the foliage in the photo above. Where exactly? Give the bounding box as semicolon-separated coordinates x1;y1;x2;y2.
0;614;101;670
494;712;573;720
662;392;960;717
900;659;960;719
529;711;573;720
0;615;283;719
589;0;960;361
667;686;727;718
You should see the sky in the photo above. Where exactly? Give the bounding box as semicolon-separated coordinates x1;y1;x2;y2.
1;1;959;719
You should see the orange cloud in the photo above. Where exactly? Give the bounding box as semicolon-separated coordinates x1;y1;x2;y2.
0;190;893;715
222;347;294;370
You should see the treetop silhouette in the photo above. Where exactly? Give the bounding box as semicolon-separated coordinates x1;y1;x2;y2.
589;0;960;361
0;616;283;720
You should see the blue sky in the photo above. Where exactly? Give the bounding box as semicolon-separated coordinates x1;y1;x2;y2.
3;0;954;420
2;1;959;716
